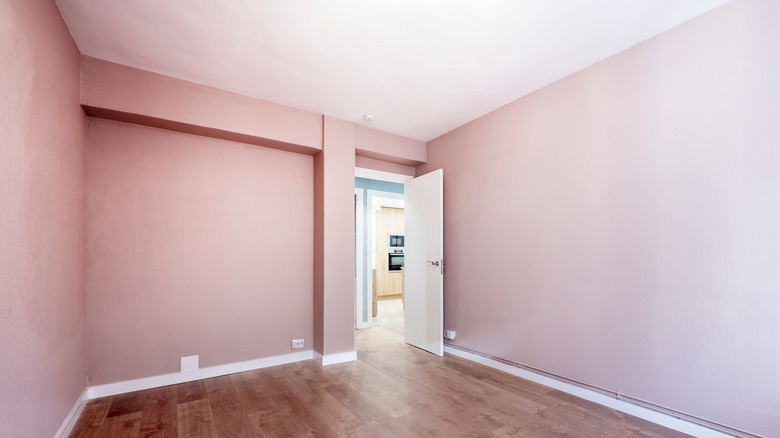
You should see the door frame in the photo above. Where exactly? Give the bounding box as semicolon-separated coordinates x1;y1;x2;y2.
364;190;404;326
354;168;413;331
354;188;368;329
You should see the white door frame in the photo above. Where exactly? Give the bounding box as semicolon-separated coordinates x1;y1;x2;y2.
354;168;413;331
365;190;404;327
355;188;368;329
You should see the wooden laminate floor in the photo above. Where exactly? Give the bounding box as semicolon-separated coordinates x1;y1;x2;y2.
69;323;691;437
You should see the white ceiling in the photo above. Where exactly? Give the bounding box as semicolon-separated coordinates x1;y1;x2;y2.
56;0;730;142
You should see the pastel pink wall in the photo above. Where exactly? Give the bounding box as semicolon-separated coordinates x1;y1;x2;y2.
419;0;779;435
81;56;323;154
355;156;416;177
355;124;426;167
0;0;86;436
313;116;357;357
86;118;313;384
79;50;418;374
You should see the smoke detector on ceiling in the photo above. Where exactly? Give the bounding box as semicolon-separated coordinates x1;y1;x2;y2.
363;114;375;122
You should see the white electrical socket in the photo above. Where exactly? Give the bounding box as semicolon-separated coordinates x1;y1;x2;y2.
444;330;456;340
181;355;199;372
291;339;304;349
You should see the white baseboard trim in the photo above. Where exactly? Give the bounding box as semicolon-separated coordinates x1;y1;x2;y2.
444;346;738;438
55;387;88;438
88;350;314;399
315;350;358;366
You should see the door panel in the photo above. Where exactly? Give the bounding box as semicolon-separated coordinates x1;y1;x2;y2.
404;169;443;356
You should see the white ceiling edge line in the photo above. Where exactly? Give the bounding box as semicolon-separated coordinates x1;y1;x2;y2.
355;167;414;184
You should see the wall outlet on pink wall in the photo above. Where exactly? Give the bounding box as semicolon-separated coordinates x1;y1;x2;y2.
444;330;456;340
291;339;304;349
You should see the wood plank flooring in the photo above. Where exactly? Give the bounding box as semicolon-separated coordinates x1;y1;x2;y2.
69;324;691;437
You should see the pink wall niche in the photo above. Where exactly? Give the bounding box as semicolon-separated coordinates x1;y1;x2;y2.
0;0;86;436
86;118;313;385
419;0;779;435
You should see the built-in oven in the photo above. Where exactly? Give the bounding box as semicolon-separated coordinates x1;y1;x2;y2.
388;250;404;271
388;234;404;271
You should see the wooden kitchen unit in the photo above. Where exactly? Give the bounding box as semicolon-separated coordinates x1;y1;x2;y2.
386;270;404;300
374;206;404;316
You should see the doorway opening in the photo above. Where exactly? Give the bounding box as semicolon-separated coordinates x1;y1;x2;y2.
354;167;444;357
372;203;405;326
354;170;411;332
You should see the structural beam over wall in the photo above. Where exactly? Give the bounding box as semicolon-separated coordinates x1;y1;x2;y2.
80;56;323;154
355;124;426;166
355;156;416;177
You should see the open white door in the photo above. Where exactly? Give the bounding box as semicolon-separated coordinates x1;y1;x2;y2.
404;169;443;356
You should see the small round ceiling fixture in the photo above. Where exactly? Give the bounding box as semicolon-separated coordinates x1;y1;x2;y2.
363;114;375;122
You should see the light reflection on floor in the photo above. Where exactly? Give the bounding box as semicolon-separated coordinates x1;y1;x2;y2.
373;298;404;326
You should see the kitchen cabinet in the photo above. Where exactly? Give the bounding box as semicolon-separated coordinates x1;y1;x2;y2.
375;206;404;300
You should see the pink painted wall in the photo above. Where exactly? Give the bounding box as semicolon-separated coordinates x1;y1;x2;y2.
355;156;416;177
313;116;357;357
313;151;325;354
0;0;86;436
86;118;313;384
79;52;413;374
419;0;779;435
81;56;323;154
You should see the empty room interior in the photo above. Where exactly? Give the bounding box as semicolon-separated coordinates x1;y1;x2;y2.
2;0;778;437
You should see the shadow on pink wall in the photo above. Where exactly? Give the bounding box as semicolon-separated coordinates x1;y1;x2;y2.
418;0;779;435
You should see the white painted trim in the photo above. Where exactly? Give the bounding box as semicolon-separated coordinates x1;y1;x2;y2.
317;350;358;366
443;346;734;438
88;350;314;399
356;167;414;184
355;188;370;329
54;387;88;438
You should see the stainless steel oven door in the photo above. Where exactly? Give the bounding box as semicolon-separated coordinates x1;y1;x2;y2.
388;252;404;271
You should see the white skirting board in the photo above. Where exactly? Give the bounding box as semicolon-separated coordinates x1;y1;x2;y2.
62;346;735;437
88;350;314;399
443;345;740;438
315;350;358;366
54;388;88;438
59;348;354;435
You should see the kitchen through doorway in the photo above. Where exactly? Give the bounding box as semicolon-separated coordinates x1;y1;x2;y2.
354;174;410;330
373;204;405;326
